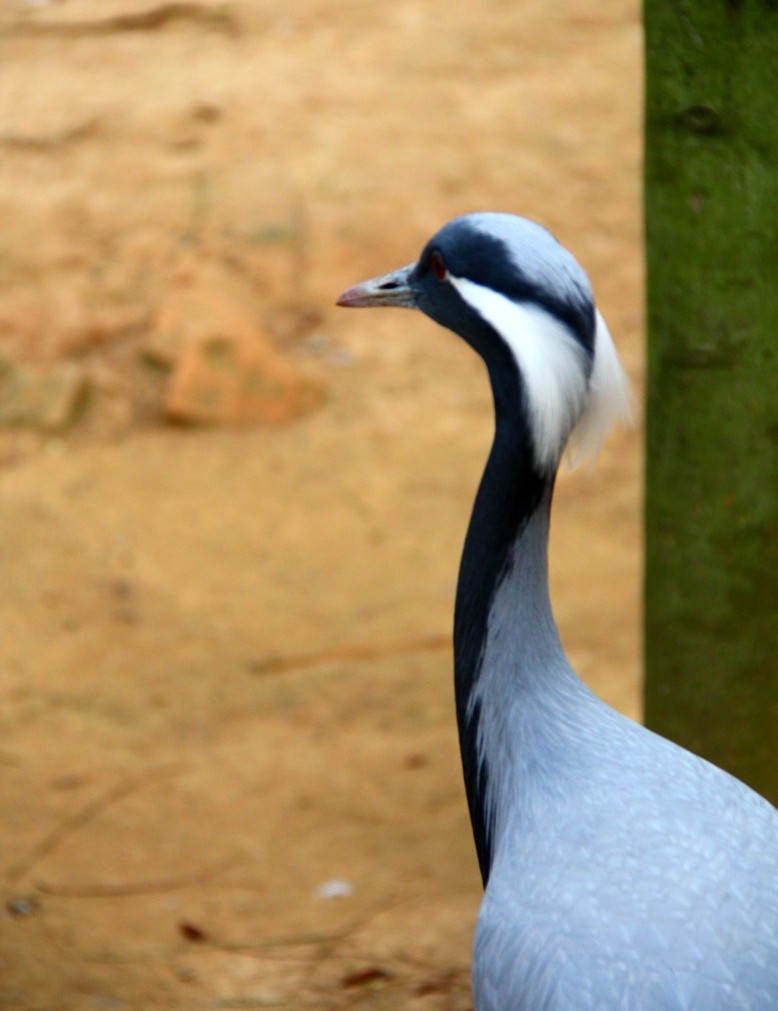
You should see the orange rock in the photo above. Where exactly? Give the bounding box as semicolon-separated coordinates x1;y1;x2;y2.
160;292;325;426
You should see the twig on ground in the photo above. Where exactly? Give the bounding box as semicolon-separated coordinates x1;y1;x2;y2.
6;4;240;38
5;764;183;886
34;857;234;898
248;633;450;677
0;118;100;152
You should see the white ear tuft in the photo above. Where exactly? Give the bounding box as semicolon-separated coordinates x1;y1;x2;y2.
566;310;633;467
448;275;590;471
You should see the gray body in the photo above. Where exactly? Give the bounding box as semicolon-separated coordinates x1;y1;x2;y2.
471;509;778;1011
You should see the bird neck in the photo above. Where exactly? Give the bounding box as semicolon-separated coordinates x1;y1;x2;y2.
454;368;565;885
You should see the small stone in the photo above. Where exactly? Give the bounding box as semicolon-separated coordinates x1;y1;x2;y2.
191;103;222;124
316;879;354;899
0;361;89;432
178;921;208;943
7;895;39;917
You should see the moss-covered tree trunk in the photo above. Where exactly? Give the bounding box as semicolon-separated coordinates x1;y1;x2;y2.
644;1;778;803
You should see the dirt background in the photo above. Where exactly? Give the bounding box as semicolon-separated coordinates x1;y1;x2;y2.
0;1;643;1008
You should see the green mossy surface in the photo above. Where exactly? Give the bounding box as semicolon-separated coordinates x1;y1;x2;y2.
644;0;778;801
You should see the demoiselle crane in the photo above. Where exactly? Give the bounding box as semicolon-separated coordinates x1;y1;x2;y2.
337;213;778;1010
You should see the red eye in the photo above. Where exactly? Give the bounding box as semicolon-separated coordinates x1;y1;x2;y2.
431;251;447;281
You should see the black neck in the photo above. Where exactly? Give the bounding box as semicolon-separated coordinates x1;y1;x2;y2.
453;361;555;885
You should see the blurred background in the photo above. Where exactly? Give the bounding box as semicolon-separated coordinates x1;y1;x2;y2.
0;1;642;1007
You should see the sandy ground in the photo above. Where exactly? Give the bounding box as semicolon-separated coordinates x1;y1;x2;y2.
0;1;643;1007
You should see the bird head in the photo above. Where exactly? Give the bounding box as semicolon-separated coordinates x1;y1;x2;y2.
337;213;631;473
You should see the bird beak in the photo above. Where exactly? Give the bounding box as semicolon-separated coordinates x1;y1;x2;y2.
336;264;417;309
